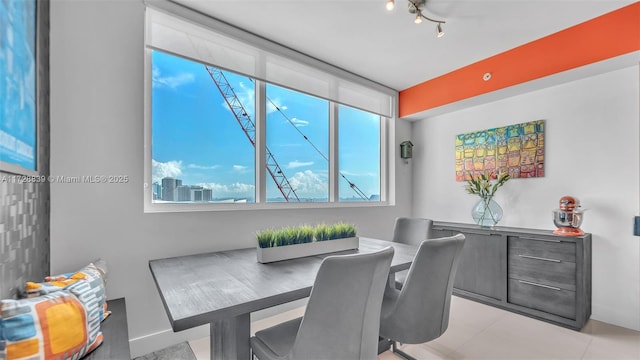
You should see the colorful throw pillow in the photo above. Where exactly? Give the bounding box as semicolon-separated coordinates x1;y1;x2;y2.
0;290;103;360
24;260;108;321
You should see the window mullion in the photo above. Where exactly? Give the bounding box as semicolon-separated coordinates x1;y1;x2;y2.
380;116;388;202
256;80;266;203
329;102;338;202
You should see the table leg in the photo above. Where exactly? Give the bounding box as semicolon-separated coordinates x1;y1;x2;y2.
387;272;398;290
210;313;251;360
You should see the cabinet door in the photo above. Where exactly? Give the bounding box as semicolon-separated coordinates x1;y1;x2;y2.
454;232;504;301
431;229;454;238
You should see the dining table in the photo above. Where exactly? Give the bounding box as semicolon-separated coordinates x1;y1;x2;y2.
148;237;418;360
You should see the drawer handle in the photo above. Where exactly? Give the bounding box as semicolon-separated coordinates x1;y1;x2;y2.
518;280;561;291
519;237;561;243
518;254;561;263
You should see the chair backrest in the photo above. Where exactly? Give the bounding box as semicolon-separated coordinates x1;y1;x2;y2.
392;217;434;246
290;246;394;360
380;234;465;344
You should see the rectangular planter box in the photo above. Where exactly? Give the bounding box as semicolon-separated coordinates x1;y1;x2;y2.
257;237;359;263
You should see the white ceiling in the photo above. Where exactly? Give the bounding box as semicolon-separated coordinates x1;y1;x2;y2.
170;0;635;92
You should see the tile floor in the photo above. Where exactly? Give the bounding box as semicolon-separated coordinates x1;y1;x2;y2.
134;342;196;360
188;296;640;359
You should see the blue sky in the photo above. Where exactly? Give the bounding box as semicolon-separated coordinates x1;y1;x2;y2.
151;50;380;201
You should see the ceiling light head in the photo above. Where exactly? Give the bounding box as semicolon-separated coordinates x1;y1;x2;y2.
388;0;447;37
386;0;394;11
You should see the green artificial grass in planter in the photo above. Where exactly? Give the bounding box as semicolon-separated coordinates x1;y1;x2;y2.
256;223;358;263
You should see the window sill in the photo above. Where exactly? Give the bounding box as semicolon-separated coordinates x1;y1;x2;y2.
144;200;392;213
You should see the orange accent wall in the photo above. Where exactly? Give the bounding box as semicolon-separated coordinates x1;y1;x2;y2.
399;2;640;118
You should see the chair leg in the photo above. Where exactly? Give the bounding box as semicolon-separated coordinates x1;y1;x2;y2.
391;341;417;360
394;280;403;290
378;336;393;354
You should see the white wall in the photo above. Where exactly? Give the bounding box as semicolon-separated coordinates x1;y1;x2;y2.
49;0;413;356
413;65;640;331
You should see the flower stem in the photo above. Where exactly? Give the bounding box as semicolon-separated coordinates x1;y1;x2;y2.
479;196;497;225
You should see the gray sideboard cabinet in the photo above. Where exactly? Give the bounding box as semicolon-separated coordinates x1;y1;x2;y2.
432;221;592;330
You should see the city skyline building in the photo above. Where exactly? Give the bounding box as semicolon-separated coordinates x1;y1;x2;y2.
161;177;180;201
159;177;214;202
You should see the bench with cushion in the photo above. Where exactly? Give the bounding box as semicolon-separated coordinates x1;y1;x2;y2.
85;298;130;360
1;260;130;360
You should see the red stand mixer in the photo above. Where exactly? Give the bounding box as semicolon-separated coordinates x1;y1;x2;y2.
552;196;585;236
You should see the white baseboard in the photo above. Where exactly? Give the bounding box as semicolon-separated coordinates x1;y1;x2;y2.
129;325;209;358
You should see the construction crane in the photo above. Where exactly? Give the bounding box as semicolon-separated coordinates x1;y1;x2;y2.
206;65;369;202
205;66;300;202
263;95;369;201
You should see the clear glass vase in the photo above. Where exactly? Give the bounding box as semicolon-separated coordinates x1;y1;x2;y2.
471;196;503;227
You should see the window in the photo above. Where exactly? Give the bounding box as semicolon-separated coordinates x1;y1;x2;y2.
144;4;395;211
151;51;256;203
338;105;381;202
265;84;329;202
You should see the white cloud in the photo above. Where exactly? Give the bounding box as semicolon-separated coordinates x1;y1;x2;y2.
288;170;327;198
152;66;195;89
197;182;255;198
233;165;249;172
290;117;309;127
187;163;220;170
288;160;314;169
152;159;183;183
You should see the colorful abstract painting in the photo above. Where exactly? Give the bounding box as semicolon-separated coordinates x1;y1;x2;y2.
455;120;545;181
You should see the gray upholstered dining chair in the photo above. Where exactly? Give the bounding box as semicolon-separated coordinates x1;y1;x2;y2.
392;217;433;245
392;217;433;289
250;246;394;360
379;234;466;360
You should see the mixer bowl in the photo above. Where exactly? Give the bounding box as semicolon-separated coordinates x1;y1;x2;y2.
553;210;583;228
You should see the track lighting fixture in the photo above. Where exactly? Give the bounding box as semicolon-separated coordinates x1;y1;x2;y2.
437;22;444;37
386;0;394;11
386;0;446;37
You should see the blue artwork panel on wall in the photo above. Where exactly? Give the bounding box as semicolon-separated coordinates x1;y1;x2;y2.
0;0;37;172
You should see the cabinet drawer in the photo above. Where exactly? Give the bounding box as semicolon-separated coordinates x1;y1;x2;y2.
509;237;576;263
508;253;576;291
508;279;576;319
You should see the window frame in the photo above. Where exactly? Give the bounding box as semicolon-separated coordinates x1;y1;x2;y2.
143;2;397;213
